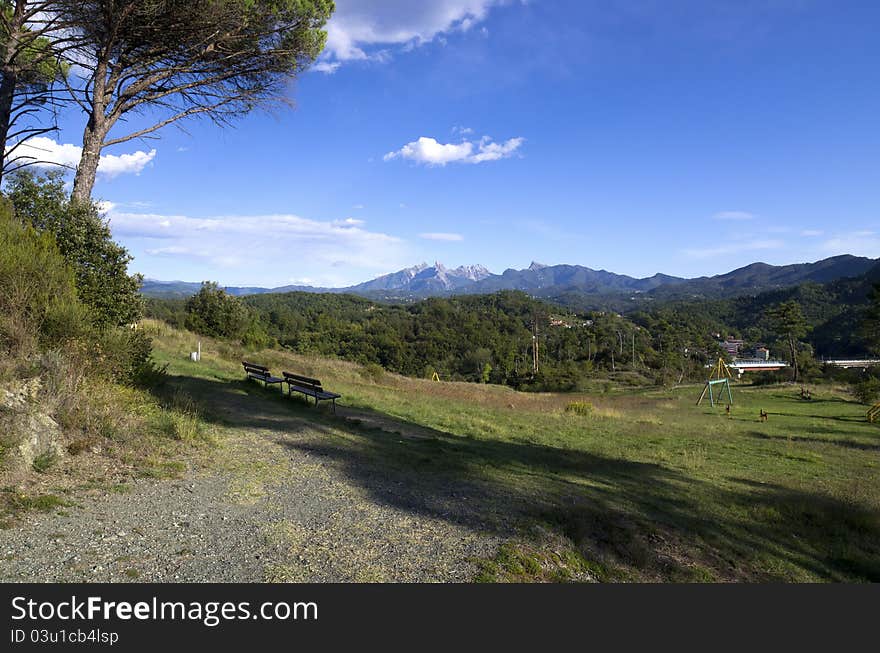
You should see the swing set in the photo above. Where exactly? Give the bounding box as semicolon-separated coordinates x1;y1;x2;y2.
697;358;734;407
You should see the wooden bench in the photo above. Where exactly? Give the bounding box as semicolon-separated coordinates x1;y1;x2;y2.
242;361;284;389
283;372;341;413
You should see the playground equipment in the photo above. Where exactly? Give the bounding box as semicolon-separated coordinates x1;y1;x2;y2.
431;371;441;382
868;402;880;423
697;358;734;407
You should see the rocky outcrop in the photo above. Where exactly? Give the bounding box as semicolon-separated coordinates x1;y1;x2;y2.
0;377;64;476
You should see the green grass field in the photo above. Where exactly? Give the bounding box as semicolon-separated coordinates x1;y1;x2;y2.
147;321;880;582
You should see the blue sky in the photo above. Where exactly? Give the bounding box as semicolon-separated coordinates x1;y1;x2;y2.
23;0;880;287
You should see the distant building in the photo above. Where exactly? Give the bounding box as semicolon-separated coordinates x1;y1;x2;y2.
720;339;744;357
754;346;770;360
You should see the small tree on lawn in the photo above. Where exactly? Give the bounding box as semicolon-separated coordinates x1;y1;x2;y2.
765;300;808;383
185;281;249;340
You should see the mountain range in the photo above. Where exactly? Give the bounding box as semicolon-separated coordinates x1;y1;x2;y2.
140;254;878;304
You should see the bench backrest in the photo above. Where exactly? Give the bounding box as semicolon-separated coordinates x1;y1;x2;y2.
243;361;270;376
283;371;323;391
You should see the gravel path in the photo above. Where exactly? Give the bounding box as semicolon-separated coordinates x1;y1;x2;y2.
0;385;503;583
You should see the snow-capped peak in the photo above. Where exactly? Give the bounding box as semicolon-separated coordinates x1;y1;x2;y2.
406;262;430;277
450;264;492;281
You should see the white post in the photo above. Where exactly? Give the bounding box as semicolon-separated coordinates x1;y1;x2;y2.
197;341;201;362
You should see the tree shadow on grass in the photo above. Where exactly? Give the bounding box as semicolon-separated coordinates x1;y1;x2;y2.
155;374;880;582
771;412;866;423
747;430;880;452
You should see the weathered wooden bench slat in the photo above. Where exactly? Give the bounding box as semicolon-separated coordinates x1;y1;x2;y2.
282;371;341;413
242;361;284;389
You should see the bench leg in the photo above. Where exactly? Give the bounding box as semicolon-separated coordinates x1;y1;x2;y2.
332;398;336;414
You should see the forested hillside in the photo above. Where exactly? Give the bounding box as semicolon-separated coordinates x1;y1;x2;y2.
656;262;880;358
146;261;880;392
147;290;728;390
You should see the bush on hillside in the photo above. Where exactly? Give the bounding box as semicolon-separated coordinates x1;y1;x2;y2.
852;377;880;405
92;328;165;386
565;401;593;416
0;189;160;389
6;170;143;328
0;198;87;355
360;362;385;382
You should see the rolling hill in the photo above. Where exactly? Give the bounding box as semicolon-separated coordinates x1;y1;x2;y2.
140;255;877;304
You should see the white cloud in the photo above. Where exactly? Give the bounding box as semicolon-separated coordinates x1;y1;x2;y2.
6;136;156;178
109;211;412;287
145;245;190;256
681;239;785;259
312;61;342;74
315;0;506;71
125;201;154;209
419;232;464;241
821;231;880;258
712;211;756;221
470;136;525;163
385;137;472;165
384;135;524;166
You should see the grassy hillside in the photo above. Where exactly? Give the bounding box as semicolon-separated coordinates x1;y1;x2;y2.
146;320;880;582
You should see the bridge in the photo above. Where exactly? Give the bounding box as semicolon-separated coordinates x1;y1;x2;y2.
727;359;789;376
822;359;880;369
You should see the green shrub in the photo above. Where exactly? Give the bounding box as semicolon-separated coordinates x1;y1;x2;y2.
565;401;594;416
360;362;385;382
185;282;250;339
852;377;880;405
92;328;166;386
751;370;788;386
39;299;92;347
0;197;84;352
6;170;143;328
32;452;57;473
242;322;272;349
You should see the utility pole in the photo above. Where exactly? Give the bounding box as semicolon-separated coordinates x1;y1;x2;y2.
532;320;539;375
632;332;636;368
529;310;542;375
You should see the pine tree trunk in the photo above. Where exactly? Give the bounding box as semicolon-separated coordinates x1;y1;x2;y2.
0;70;17;187
72;54;112;204
0;1;26;187
71;119;106;203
